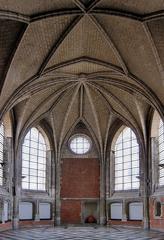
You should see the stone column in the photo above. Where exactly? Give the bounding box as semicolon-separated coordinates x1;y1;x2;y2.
109;151;115;197
143;181;150;229
122;200;127;221
55;161;61;225
0;201;5;224
34;200;40;221
12;146;22;229
49;150;55;223
141;146;150;230
105;155;110;221
5;137;17;228
99;161;106;225
12;188;19;228
151;138;158;193
4;138;13;224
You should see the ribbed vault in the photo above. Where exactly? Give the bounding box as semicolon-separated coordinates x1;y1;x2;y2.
0;0;163;152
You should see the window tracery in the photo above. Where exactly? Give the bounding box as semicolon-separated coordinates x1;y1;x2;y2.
114;127;139;191
22;127;47;191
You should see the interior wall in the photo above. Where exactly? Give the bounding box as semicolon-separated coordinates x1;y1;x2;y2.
149;197;164;231
60;158;100;224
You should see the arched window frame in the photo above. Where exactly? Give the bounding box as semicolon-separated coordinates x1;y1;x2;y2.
0;111;13;189
151;111;164;188
21;127;50;191
158;118;164;186
112;126;140;191
0;122;5;186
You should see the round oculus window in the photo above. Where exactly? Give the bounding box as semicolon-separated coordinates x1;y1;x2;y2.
69;135;91;154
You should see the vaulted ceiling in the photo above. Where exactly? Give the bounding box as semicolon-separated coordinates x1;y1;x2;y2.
0;0;164;149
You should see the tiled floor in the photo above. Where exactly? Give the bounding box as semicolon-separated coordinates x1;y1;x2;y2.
0;226;163;240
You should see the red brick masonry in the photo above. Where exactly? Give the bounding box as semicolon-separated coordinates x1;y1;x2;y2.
61;158;100;224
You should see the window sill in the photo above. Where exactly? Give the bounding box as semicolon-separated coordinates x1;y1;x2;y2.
21;189;50;196
110;190;140;199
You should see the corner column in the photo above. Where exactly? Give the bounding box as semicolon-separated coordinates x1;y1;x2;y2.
55;161;61;225
12;145;22;229
99;160;106;225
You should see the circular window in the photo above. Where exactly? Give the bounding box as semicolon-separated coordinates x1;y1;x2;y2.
69;134;91;154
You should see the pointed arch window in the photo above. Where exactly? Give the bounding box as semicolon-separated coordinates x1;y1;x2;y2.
114;127;139;191
158;118;164;186
0;122;5;185
22;127;47;191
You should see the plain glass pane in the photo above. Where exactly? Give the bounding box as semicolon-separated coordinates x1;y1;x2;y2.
29;169;37;176
124;183;131;190
115;177;123;184
115;157;123;164
30;148;37;155
38;184;45;190
124;162;131;169
132;161;139;168
124;176;131;183
22;153;29;161
115;164;123;171
22;146;29;154
123;128;131;140
22;161;29;168
30;176;37;183
123;148;131;156
132;154;139;161
30;162;37;169
29;183;37;190
124;169;131;176
23;139;30;147
132;181;139;189
115;150;122;157
123;141;131;149
38;164;45;171
38;170;44;177
30;155;37;162
30;141;38;149
115;143;122;151
132;146;139;154
124;155;131;162
22;182;28;189
115;171;122;177
115;184;122;190
132;168;139;175
30;128;39;141
22;168;28;175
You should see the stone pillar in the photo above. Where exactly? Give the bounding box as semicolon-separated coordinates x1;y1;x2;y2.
12;190;19;229
49;150;55;223
4;138;13;225
141;146;150;230
105;156;110;199
0;201;5;224
34;200;40;221
143;181;150;229
151;138;158;193
105;155;110;221
109;151;115;197
55;161;61;225
12;146;22;229
5;137;17;228
122;200;127;221
99;161;106;225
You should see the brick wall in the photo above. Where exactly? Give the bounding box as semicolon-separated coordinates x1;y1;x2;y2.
61;158;99;224
107;220;143;227
19;220;54;228
0;222;12;232
149;197;164;231
61;200;81;224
